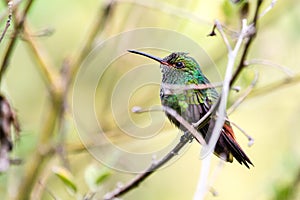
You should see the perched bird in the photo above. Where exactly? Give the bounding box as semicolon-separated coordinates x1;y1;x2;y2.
128;50;253;168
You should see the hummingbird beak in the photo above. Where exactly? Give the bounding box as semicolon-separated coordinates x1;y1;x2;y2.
127;49;167;65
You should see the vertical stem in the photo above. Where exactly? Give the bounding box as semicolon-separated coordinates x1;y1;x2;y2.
13;101;59;200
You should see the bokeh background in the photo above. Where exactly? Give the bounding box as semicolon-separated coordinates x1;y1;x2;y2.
0;0;300;199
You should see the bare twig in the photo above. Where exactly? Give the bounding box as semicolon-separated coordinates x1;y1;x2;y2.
230;0;263;86
163;106;205;144
208;155;226;197
228;119;254;147
15;1;115;199
117;0;211;25
214;20;232;52
195;1;266;198
104;133;190;200
245;58;294;77
0;0;35;85
228;71;258;115
193;153;212;200
161;82;240;94
259;0;277;19
250;73;300;98
201;19;249;159
107;0;272;199
192;100;218;127
104;101;219;199
0;0;22;22
37;181;57;200
194;19;249;200
68;0;115;82
132;105;205;146
22;25;60;95
0;1;13;44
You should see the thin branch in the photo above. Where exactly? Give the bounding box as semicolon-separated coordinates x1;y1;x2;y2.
230;0;263;86
245;58;294;77
228;71;258;115
22;24;60;95
196;1;265;197
0;1;13;43
116;0;211;26
15;2;114;199
0;0;21;22
0;0;35;85
249;73;300;98
104;102;218;199
193;153;212;200
108;0;275;199
132;105;205;146
104;133;190;200
259;0;277;19
228;119;254;147
68;0;115;83
161;82;240;94
195;19;249;199
194;3;266;198
163;106;205;144
201;19;249;159
38;181;58;200
192;100;218;127
207;155;226;197
214;20;232;52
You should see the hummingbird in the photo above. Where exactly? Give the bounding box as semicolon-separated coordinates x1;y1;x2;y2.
128;50;253;168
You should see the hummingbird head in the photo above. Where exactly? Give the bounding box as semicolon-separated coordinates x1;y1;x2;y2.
128;50;203;84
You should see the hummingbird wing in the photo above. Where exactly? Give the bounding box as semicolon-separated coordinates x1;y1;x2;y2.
184;83;253;168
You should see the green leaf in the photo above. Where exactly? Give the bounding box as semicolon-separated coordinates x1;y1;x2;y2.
52;166;77;193
84;165;111;191
95;169;111;184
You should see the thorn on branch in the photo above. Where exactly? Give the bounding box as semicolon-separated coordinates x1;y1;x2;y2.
207;24;217;37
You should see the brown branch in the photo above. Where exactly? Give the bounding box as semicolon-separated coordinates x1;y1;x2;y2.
106;0;277;199
0;0;22;22
15;1;115;199
0;0;35;85
68;0;115;83
230;0;263;86
22;24;60;95
0;1;13;43
104;133;190;200
104;102;216;199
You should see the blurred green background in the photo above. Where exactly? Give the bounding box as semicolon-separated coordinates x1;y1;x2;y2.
0;0;300;199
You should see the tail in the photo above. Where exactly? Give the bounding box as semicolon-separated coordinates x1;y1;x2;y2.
219;123;253;169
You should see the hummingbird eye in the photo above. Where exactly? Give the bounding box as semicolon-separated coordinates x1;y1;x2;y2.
175;62;184;69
